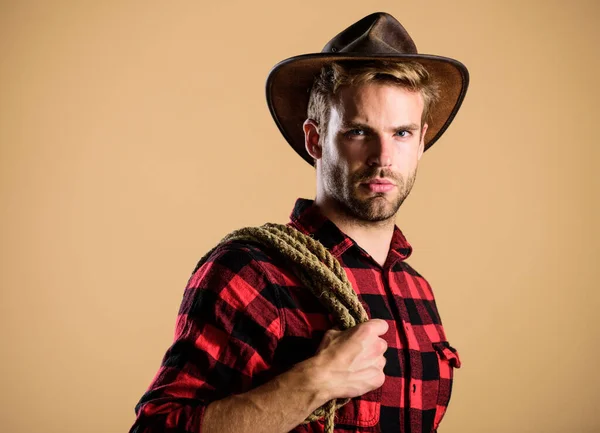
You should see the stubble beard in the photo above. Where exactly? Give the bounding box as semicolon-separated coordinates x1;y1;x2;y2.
324;160;417;224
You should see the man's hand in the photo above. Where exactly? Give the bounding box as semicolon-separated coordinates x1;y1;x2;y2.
309;319;389;400
201;319;388;433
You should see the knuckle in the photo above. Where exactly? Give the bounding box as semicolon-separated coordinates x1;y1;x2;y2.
352;324;369;339
368;368;386;389
379;355;387;369
359;321;373;331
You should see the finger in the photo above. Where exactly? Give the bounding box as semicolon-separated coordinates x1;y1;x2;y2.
356;337;388;362
366;319;389;335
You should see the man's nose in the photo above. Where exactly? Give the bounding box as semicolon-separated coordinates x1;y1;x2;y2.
366;135;393;167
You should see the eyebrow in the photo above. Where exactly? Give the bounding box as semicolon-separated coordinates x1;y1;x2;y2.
340;121;421;132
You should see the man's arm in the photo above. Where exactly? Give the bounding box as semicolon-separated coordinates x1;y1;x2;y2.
202;320;389;433
129;244;387;433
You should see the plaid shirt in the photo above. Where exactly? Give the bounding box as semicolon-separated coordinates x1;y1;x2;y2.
130;198;461;433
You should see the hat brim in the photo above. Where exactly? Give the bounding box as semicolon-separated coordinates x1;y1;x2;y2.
265;53;469;165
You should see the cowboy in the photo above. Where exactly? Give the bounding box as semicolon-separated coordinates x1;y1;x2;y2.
130;11;468;433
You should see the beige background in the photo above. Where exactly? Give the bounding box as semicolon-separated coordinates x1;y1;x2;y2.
1;1;598;432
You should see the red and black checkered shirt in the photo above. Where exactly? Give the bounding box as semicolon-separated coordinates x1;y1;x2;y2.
130;198;461;433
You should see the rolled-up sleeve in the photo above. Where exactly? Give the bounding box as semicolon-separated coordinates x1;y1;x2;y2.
129;243;283;433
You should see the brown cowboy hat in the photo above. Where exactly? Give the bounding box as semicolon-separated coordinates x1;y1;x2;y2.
265;12;469;165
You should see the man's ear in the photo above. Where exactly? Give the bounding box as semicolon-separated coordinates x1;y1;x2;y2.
303;119;322;160
418;123;428;160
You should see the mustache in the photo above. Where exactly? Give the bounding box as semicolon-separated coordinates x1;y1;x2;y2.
353;168;401;184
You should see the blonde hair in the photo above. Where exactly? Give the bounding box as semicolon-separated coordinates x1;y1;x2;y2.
307;60;439;140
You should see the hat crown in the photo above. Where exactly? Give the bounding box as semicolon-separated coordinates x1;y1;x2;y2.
322;12;418;55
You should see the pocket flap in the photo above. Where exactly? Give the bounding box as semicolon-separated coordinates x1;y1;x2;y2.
432;342;461;368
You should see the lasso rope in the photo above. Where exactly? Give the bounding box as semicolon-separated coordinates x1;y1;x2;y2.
195;223;369;432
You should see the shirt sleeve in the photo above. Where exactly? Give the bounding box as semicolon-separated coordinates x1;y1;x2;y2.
129;242;283;433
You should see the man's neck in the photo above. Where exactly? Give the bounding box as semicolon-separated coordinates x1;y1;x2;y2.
314;198;396;267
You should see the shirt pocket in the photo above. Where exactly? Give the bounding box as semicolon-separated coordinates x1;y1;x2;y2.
431;342;461;430
332;387;382;430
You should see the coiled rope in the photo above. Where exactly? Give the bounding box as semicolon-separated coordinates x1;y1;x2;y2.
195;222;369;432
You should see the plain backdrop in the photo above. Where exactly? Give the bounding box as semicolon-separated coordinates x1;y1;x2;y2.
1;1;598;432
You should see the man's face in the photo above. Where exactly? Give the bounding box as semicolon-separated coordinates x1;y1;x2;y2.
317;82;427;223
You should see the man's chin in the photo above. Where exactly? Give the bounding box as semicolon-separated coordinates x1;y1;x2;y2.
365;208;398;222
348;196;400;222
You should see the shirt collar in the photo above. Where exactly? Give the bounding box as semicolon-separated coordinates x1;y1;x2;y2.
288;198;413;263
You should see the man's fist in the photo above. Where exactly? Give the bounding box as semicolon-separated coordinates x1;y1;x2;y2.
312;319;389;399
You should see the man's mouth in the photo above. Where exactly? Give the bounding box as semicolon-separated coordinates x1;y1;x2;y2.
361;179;396;193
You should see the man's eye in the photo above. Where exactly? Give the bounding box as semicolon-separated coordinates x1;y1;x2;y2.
347;129;365;136
396;130;410;137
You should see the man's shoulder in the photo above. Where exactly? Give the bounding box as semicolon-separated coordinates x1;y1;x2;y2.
206;237;278;266
188;235;291;286
182;238;284;312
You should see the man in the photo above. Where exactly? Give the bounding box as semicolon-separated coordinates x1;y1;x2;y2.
130;11;468;433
